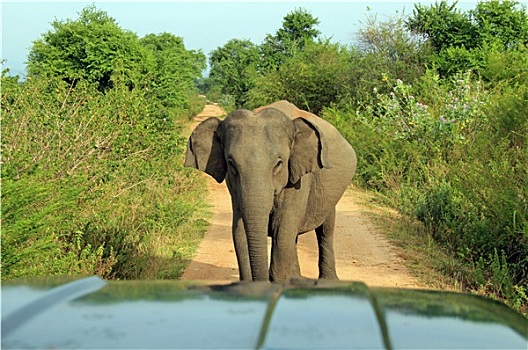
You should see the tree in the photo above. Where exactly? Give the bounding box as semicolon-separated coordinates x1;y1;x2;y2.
27;5;153;91
406;0;528;77
248;40;350;114
140;33;206;110
208;39;260;108
406;1;476;53
470;0;528;49
356;14;431;88
259;8;321;72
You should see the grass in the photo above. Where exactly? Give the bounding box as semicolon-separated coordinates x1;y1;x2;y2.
352;186;528;315
323;73;527;314
1;75;210;280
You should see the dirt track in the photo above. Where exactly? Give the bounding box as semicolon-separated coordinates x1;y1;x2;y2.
182;104;421;288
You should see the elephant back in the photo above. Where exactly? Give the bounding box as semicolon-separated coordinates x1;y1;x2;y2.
253;100;316;120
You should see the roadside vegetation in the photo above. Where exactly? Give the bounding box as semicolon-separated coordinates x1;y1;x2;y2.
2;6;208;280
2;1;526;312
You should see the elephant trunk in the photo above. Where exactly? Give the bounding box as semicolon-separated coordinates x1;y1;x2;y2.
240;185;273;281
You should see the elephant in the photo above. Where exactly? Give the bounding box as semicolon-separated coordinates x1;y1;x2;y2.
184;100;357;282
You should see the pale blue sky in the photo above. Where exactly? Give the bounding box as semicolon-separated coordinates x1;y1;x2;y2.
1;1;477;77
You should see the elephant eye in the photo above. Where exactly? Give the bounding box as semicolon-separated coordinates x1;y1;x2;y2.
273;159;284;175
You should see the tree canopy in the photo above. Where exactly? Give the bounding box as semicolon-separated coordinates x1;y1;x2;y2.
259;8;321;72
27;5;153;91
208;39;260;108
140;33;206;110
27;5;206;116
206;8;321;109
406;0;528;76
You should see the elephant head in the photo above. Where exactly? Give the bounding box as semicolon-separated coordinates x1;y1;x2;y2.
184;106;332;281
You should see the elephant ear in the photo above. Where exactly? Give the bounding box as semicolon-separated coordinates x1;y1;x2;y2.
184;117;226;183
289;116;333;184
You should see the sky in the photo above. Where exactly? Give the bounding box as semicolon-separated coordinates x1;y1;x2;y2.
1;1;477;77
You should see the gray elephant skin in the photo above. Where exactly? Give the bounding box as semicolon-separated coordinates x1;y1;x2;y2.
185;100;357;282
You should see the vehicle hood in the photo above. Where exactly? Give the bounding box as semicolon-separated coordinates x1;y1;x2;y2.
2;276;526;349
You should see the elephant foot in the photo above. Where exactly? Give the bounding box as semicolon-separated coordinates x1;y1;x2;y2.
318;272;339;280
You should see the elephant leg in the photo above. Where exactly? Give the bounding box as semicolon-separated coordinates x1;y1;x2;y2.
315;207;339;280
270;237;296;282
232;210;252;281
269;216;301;283
290;236;301;278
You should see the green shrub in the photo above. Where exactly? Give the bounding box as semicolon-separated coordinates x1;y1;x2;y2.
215;94;236;114
406;0;528;77
208;39;260;108
324;71;527;311
248;40;351;114
1;75;207;280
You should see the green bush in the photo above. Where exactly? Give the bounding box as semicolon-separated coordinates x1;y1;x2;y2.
406;0;528;77
208;39;260;108
26;6;205;121
140;32;206;119
248;40;351;114
27;5;154;92
1;75;208;280
324;72;527;310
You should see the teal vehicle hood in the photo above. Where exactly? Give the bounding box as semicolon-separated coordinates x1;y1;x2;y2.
2;276;526;349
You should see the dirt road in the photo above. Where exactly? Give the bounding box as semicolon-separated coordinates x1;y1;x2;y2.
182;104;421;288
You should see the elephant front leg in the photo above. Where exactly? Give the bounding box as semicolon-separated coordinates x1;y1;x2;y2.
269;214;303;282
315;207;339;280
269;235;297;282
270;194;308;282
290;236;302;278
232;211;252;281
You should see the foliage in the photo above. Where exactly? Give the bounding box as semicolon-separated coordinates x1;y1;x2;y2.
357;13;431;70
345;13;432;106
324;70;527;311
1;70;207;280
259;8;321;72
140;33;206;119
248;40;350;114
26;6;205;118
406;1;476;52
205;8;321;108
407;0;528;52
208;39;260;108
3;5;208;280
322;2;528;308
27;5;154;92
247;12;433;115
481;46;528;84
471;0;528;49
406;0;528;77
